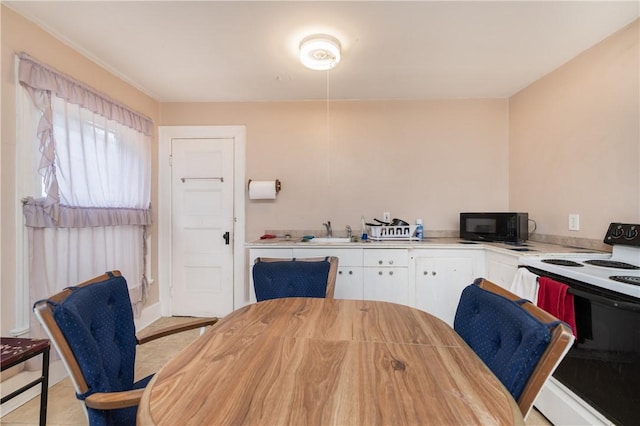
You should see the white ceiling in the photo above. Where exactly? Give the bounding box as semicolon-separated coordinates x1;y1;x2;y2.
6;1;639;102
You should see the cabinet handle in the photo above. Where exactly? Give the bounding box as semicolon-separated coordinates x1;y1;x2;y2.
389;271;393;276
432;271;437;276
349;270;353;275
339;271;343;275
378;260;383;265
423;271;428;275
379;271;383;276
389;260;394;265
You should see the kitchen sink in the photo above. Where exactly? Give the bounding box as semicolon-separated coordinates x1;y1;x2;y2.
308;237;352;243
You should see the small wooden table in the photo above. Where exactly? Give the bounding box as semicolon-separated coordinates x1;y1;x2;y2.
1;337;50;426
138;298;523;425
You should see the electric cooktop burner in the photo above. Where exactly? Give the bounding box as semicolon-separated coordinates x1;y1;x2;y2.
584;259;640;270
541;259;584;267
610;276;640;286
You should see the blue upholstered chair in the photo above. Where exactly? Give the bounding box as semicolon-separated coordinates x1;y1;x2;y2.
252;257;339;302
33;271;218;426
454;278;574;419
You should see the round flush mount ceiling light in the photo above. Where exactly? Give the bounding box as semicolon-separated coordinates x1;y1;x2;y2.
299;34;341;71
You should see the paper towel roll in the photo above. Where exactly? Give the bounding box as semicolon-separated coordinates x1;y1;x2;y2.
249;180;277;200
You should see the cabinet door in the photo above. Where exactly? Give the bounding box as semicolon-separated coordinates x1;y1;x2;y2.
363;267;409;305
485;251;519;289
292;248;364;300
414;251;482;327
335;267;364;300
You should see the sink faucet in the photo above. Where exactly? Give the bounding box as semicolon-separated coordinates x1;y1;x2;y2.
346;225;352;239
323;221;333;237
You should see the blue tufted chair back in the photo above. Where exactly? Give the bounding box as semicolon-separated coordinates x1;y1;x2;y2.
454;278;554;402
253;257;334;301
49;272;151;426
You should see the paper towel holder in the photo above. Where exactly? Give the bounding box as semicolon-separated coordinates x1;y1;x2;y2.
248;179;281;194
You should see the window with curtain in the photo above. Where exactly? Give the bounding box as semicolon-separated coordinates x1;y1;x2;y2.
18;53;153;327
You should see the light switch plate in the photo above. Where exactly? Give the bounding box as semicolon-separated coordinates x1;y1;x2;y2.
568;214;580;231
383;212;391;223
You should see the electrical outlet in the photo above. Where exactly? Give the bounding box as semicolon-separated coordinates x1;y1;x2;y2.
568;214;580;231
383;212;391;223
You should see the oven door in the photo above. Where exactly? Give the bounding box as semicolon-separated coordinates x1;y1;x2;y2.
525;267;640;426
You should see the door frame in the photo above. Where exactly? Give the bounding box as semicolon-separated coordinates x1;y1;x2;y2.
158;126;246;316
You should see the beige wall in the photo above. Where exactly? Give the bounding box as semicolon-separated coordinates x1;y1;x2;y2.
1;6;160;335
2;6;637;335
509;19;640;240
160;99;510;240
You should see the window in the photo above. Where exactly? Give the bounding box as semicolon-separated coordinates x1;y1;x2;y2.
18;53;153;334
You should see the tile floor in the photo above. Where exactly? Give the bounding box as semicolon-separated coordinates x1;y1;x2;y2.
1;317;552;425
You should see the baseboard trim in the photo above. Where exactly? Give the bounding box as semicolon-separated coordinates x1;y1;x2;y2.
134;301;162;332
0;360;66;417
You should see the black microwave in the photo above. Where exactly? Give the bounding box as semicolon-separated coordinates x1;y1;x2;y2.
460;212;529;243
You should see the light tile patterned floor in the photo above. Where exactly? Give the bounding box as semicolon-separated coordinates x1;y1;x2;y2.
1;317;552;425
1;317;201;426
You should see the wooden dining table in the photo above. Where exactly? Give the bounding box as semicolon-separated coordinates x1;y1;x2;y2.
137;298;524;425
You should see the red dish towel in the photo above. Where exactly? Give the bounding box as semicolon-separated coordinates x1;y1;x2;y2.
537;277;578;338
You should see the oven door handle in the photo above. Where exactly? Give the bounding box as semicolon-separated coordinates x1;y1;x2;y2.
569;288;640;312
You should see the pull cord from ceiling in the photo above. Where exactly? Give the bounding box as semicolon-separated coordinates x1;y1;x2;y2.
326;69;332;186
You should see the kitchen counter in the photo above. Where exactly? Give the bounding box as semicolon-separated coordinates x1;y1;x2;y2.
245;235;609;325
245;237;606;256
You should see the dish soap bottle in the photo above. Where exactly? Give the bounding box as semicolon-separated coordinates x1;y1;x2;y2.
361;216;368;241
416;219;424;241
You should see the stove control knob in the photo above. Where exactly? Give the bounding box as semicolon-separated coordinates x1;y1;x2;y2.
624;226;638;240
611;226;624;238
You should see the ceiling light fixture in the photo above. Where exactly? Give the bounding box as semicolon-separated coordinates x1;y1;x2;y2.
299;34;341;71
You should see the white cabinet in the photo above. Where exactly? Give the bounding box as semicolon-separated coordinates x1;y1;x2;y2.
248;247;365;301
249;248;293;263
293;248;363;300
247;246;486;314
363;249;410;305
335;266;364;300
412;249;484;327
485;250;520;290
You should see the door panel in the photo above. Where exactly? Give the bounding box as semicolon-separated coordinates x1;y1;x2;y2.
171;138;234;317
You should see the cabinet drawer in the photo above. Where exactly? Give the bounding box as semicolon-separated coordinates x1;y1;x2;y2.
249;248;294;263
363;249;408;267
292;248;362;267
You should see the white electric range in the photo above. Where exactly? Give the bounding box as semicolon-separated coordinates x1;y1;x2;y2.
520;223;640;299
518;222;640;426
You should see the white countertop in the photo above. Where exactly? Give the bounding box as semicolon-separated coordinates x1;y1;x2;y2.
245;237;606;256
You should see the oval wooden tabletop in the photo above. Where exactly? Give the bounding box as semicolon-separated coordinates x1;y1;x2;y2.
138;298;523;425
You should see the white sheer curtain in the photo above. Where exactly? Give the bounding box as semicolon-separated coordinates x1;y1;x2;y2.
28;226;147;315
18;53;153;332
52;95;151;210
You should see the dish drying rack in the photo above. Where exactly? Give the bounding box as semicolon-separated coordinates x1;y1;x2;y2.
368;225;419;241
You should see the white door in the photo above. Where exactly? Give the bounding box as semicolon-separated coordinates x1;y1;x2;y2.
171;138;234;317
